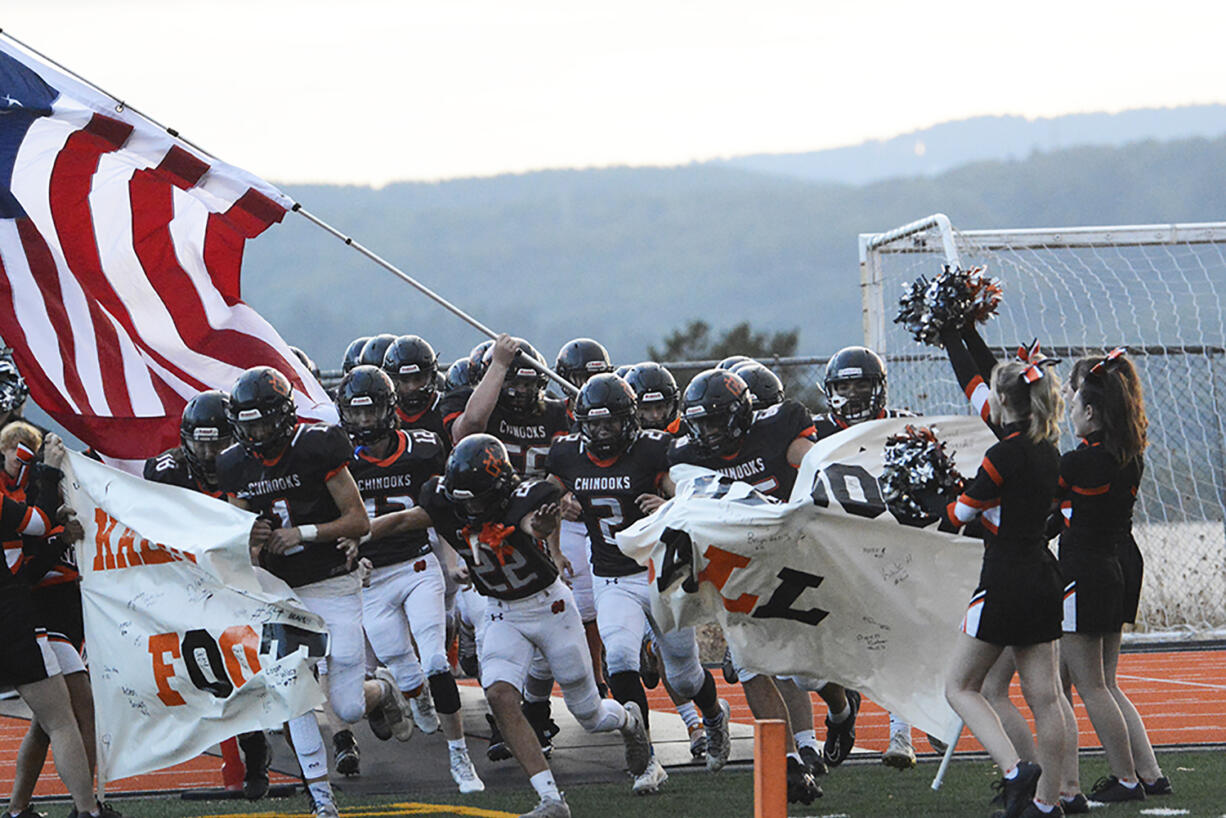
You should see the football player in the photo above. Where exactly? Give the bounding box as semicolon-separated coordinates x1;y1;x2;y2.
336;366;484;793
143;392;272;798
415;435;652;818
0;354;37;434
668;369;821;804
358;334;398;369
382;335;450;449
553;338;614;697
625;362;682;435
216;366;401;818
341;336;372;374
816;346;930;770
547;374;732;794
731;361;786;411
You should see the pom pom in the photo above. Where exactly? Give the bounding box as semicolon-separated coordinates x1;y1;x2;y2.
880;424;967;523
894;264;1002;346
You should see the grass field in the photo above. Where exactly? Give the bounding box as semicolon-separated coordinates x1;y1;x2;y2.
58;749;1224;817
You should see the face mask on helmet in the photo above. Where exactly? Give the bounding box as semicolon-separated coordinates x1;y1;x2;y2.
183;426;231;485
340;395;396;445
637;399;675;430
391;370;435;414
826;377;885;424
232;408;294;457
580;412;635;459
500;370;546;416
684;408;744;456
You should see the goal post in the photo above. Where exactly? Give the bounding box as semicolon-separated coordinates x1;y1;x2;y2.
859;214;1226;639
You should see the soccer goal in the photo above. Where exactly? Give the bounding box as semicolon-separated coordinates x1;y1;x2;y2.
859;214;1226;640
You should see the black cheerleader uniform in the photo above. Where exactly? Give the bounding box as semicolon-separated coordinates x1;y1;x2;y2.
0;495;65;687
942;328;1063;646
1052;432;1144;630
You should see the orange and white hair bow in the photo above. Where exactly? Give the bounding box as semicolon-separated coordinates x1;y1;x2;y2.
1016;339;1060;383
1089;346;1127;377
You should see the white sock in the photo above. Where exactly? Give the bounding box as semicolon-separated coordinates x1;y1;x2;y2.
787;750;802;763
889;712;911;737
448;738;467;752
1120;779;1138;789
794;728;818;751
828;703;851;724
676;701;701;730
1031;798;1054;813
530;769;560;800
307;779;334;805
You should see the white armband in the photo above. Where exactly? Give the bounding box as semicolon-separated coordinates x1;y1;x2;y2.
298;524;319;542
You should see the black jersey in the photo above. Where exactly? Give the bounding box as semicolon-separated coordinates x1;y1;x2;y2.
947;422;1060;556
396;392;451;456
350;429;446;568
420;475;561;600
812;407;916;441
440;390;570;479
144;446;225;498
216;423;354;588
669;398;816;500
1053;431;1143;550
548;429;671;577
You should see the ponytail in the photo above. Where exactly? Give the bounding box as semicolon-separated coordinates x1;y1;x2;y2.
990;359;1063;445
1077;350;1147;463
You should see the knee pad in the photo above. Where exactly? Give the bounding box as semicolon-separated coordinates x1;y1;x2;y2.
574;698;627;733
428;671;462;716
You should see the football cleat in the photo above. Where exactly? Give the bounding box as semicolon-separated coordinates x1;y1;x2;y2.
705;698;732;772
822;689;860;766
721;647;739;684
620;702;652;777
311;789;341;818
688;724;708;760
882;731;917;770
632;755;669;795
332;729;360;777
518;794;571;818
640;641;660;690
410;689;441;734
374;668;414;742
798;744;828;777
786;755;822;804
485;713;513;762
238;730;270;800
448;746;485;794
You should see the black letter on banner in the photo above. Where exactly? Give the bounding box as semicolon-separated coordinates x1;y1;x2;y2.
657;528;697;593
261;623;329;661
751;568;830;626
810;473;830;507
825;463;886;518
181;629;234;699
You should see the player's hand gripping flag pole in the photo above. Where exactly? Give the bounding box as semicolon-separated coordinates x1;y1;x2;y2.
0;31;575;474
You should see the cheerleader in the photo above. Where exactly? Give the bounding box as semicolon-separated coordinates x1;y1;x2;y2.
1062;354;1169;798
938;328;1068;818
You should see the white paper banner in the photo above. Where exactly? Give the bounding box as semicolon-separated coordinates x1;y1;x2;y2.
618;415;998;743
65;451;328;784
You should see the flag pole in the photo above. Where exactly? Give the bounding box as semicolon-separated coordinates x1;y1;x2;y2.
930;720;962;791
0;30;579;399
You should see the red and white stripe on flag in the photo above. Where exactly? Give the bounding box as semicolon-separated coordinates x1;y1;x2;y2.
0;38;336;471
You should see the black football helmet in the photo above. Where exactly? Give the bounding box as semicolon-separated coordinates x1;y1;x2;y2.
824;346;887;424
337;365;398;446
614;364;633;379
625;362;679;431
466;339;495;385
732;361;785;411
382;335;438;414
484;338;548;418
443;433;518;525
288;346;322;384
0;355;28;415
574;374;639;459
445;358;473;392
555;338;613;389
717;355;752;370
341;336;371;374
228;366;298;457
681;369;754;456
358;334;397;369
180;390;232;487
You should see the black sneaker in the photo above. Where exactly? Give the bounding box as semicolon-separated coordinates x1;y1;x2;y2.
67;803;123;818
721;647;738;684
822;689;860;766
1001;761;1042;818
798;745;828;777
1088;775;1145;803
785;756;822;804
332;729;360;777
10;808;45;817
1060;793;1089;814
239;730;270;800
485;713;512;762
1142;775;1173;795
1016;801;1064;817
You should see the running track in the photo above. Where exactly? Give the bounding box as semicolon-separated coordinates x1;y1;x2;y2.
5;650;1222;797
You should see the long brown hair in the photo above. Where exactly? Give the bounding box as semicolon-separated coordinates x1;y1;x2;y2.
1077;351;1148;463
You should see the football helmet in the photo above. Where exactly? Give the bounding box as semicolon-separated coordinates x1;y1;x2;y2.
574;374;639;459
732;361;785;411
288;346;322;384
337;365;398;446
716;355;752;370
0;355;28;415
484;338;548;418
555;338;613;389
443;434;518;525
445;358;473;392
824;346;887;424
228;367;298;457
358;333;397;369
614;364;633;379
625;362;679;431
466;340;495;385
180;390;232;486
382;335;438;414
681;369;753;456
342;336;372;374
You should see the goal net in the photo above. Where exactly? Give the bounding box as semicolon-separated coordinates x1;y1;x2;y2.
860;214;1226;639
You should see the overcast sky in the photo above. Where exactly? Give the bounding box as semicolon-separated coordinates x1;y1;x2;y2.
8;1;1225;186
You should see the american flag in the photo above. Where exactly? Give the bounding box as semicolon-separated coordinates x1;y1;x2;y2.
0;38;336;471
